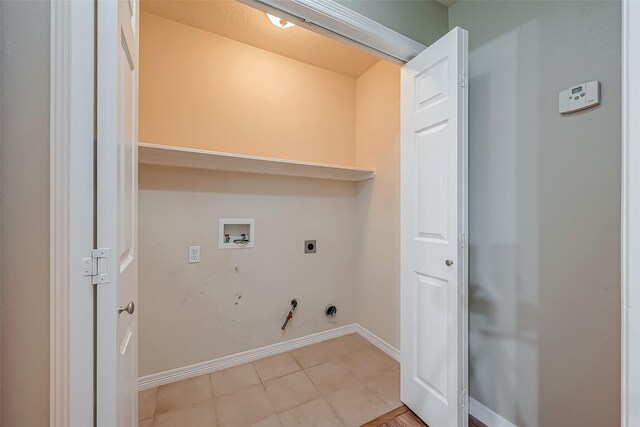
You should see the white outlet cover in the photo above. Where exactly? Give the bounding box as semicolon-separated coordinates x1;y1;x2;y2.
189;245;200;263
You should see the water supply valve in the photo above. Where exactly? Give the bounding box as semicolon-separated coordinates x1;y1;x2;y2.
281;299;298;330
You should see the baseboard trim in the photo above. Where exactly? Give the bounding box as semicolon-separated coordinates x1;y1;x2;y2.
138;323;401;391
139;324;358;390
469;398;517;427
355;324;400;361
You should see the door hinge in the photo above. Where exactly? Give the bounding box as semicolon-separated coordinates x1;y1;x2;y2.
460;72;465;87
460;388;468;408
82;248;111;285
458;233;465;247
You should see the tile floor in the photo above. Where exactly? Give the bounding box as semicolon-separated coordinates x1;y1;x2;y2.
139;334;402;427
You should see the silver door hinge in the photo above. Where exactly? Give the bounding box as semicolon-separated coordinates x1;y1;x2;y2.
458;233;465;247
82;248;111;284
460;72;466;87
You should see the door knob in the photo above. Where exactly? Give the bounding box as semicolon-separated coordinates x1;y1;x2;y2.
445;260;453;266
118;301;135;315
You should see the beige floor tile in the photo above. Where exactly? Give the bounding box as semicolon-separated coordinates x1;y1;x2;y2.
340;348;395;380
210;363;261;397
154;400;217;427
376;351;401;371
215;384;274;427
365;370;402;409
248;414;282;427
264;371;319;413
253;353;301;382
156;375;213;414
290;343;331;368
304;359;360;395
325;384;390;427
278;398;344;427
139;419;154;427
138;387;158;420
322;334;371;357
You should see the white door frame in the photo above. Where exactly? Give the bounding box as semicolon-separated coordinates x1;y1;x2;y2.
622;0;640;425
49;1;425;425
238;0;426;63
50;0;95;426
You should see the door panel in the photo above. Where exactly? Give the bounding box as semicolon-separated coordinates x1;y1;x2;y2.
415;272;449;403
416;119;450;241
97;0;139;425
401;27;468;427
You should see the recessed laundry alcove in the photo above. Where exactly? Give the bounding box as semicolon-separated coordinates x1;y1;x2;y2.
137;1;402;386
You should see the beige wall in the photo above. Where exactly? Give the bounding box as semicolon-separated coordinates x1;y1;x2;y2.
139;166;358;375
140;12;357;166
450;1;621;425
354;62;401;349
0;1;51;425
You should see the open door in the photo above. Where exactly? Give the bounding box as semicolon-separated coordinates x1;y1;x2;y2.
96;0;139;425
400;27;468;427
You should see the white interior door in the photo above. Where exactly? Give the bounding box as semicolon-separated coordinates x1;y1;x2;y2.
96;0;139;425
400;26;468;427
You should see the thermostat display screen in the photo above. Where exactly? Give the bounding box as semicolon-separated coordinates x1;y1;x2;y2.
572;86;582;94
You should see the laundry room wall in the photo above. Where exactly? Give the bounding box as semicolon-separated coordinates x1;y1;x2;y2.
138;165;358;376
354;61;402;350
140;12;357;166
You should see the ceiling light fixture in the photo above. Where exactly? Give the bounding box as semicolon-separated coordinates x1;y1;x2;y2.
266;13;295;29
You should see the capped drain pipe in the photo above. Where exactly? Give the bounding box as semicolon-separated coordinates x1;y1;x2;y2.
281;299;298;330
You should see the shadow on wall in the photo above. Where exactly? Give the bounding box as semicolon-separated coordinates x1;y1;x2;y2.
456;1;622;426
466;10;542;427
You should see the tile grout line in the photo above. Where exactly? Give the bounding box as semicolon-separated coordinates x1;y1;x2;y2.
289;342;348;427
142;335;398;427
258;362;279;426
298;357;348;427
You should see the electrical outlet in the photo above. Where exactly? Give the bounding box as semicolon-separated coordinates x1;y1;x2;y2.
188;246;200;263
304;240;316;254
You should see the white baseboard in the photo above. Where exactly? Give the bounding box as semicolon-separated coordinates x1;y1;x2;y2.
355;324;400;361
139;324;358;390
138;323;399;391
469;398;517;427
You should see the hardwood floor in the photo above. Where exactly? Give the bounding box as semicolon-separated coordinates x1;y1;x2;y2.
362;405;487;427
469;415;488;427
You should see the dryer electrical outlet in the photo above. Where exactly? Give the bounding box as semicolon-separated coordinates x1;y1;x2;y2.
559;80;600;114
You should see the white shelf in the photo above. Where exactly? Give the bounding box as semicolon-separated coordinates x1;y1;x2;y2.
138;143;375;182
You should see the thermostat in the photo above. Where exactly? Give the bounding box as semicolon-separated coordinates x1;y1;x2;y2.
559;80;600;114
